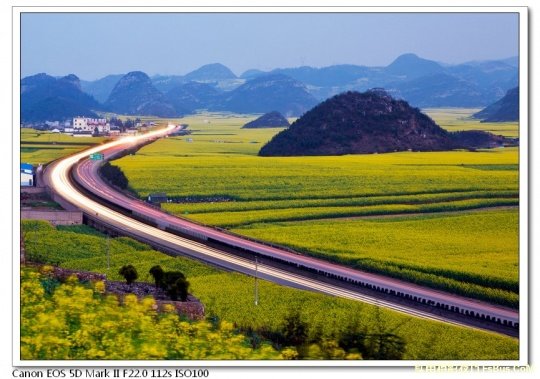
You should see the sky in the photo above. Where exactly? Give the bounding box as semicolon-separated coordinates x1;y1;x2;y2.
21;12;519;80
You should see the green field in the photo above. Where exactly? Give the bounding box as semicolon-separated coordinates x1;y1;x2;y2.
424;108;519;137
233;209;519;307
22;220;518;360
20;129;106;165
111;110;519;306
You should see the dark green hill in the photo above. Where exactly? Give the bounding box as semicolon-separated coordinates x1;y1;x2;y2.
242;111;290;129
259;90;513;157
473;87;519;122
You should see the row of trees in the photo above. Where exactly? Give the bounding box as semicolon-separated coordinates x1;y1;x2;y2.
118;264;190;302
100;162;129;189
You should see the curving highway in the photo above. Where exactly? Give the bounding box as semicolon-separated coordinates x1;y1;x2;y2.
42;124;519;336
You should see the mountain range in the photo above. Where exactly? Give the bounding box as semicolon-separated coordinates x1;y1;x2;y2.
21;54;519;122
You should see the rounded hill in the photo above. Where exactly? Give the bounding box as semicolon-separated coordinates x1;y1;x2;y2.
259;90;455;156
242;111;290;129
259;90;515;156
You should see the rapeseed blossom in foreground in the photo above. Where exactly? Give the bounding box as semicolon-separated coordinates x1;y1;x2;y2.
20;268;282;360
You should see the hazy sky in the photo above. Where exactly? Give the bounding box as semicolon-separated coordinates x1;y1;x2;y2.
21;12;519;80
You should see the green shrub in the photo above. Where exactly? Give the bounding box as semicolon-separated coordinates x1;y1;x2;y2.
119;264;138;285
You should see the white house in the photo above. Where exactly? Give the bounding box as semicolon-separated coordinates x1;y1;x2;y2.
72;117;110;135
21;163;34;187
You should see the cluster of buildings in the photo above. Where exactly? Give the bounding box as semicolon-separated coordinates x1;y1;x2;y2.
64;117;129;137
23;117;152;137
68;117;111;136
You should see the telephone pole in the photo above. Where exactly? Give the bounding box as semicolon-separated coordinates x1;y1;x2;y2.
254;257;259;306
106;234;110;271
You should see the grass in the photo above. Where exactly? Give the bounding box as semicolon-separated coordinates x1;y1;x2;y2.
21;220;519;360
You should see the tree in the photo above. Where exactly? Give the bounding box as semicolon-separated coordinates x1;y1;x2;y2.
173;277;190;302
339;309;407;360
119;265;138;285
149;265;164;288
100;162;129;189
281;311;308;347
161;271;188;301
363;332;406;360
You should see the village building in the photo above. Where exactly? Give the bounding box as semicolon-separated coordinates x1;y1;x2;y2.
72;117;111;135
20;163;35;187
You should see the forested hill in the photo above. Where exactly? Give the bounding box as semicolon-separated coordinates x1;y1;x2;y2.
259;90;514;156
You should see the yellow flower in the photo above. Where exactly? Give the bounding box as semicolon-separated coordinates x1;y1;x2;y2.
94;280;106;294
40;265;54;275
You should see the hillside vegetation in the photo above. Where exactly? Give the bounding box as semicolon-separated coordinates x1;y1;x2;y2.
259;90;514;156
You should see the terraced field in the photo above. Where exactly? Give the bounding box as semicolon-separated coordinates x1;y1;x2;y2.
112;109;520;307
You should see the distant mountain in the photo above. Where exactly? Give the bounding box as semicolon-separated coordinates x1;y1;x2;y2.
65;53;520;117
217;74;318;117
384;53;444;79
473;87;519;122
81;74;124;103
21;73;100;122
240;69;266;80
500;56;519;68
273;65;375;87
184;63;237;82
242;111;290;128
237;53;518;107
104;71;178;117
165;81;221;113
446;61;517;101
151;75;186;93
259;90;513;157
388;73;486;108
